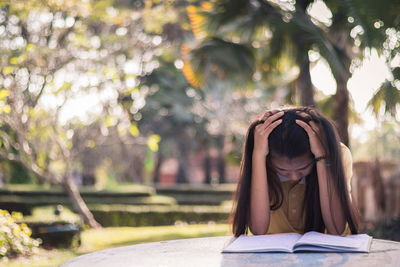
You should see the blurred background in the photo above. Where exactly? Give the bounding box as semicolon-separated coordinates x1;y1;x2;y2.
0;0;399;266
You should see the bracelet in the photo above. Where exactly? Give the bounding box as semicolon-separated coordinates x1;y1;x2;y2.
314;156;331;167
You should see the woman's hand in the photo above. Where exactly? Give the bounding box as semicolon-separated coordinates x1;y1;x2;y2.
295;117;326;158
253;110;284;157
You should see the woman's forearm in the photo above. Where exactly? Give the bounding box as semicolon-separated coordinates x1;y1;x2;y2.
249;152;270;235
316;160;346;235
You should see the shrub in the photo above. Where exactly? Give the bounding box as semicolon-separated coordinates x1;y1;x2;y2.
0;209;41;260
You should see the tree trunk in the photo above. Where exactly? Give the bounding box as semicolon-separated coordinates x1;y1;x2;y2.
176;139;190;183
115;129;141;183
332;78;350;146
372;158;386;215
203;151;212;184
63;174;102;229
329;31;352;147
295;49;315;107
176;160;188;183
16;156;101;228
152;148;164;184
217;153;226;183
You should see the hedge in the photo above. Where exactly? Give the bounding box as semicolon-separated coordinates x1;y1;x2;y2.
0;184;238;215
0;184;154;197
155;184;236;205
0;185;175;215
89;205;232;227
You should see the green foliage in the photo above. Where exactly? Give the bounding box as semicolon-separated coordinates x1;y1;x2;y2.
142;2;179;34
0;0;163;185
368;81;400;118
188;0;400;121
0;209;40;260
330;0;400;49
190;0;349;87
189;37;255;88
8;162;34;184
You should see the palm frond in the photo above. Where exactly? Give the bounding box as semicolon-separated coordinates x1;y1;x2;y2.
188;37;255;89
181;43;202;88
332;0;399;50
203;0;251;34
368;81;400;118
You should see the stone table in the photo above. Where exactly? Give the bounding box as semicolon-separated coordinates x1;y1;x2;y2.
61;236;400;267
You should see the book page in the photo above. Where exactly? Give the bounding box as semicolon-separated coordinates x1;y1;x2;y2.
223;233;302;253
294;231;372;252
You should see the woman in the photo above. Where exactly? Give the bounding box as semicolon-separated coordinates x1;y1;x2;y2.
231;107;359;237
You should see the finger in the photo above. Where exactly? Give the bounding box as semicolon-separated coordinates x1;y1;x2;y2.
255;124;266;133
309;120;327;146
308;109;319;118
295;120;316;136
257;122;270;132
255;122;270;133
263;119;282;135
261;109;283;120
263;111;284;124
309;120;320;134
295;110;312;120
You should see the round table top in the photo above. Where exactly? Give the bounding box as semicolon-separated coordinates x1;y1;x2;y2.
61;236;400;267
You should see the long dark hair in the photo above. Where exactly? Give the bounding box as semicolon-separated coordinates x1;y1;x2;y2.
230;107;360;236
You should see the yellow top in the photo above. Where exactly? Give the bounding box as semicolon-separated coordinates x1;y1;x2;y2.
267;143;353;235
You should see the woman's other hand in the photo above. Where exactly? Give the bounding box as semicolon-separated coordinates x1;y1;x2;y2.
295;116;326;158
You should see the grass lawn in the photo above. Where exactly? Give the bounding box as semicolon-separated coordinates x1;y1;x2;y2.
4;223;231;267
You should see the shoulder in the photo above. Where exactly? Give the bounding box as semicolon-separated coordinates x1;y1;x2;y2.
339;142;352;163
339;143;353;191
339;142;350;153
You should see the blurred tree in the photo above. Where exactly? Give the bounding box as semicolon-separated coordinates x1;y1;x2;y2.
368;73;400;120
123;59;209;183
184;0;346;106
0;0;165;227
183;0;400;145
0;1;102;227
324;0;400;145
109;0;198;184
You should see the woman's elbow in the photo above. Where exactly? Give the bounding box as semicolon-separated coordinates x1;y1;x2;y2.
249;223;269;235
251;229;267;235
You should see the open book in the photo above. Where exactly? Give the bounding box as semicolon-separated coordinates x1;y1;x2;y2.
222;231;372;253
